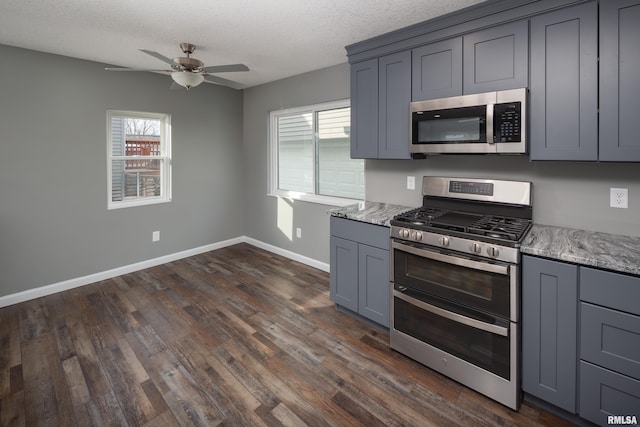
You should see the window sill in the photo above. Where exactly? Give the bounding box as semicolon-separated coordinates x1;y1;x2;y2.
108;196;171;210
268;191;362;207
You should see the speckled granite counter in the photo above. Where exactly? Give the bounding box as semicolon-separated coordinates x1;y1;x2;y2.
328;202;415;227
521;224;640;276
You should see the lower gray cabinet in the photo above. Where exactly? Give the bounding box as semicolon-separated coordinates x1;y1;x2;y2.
579;267;640;425
522;255;578;413
330;236;358;311
330;216;390;327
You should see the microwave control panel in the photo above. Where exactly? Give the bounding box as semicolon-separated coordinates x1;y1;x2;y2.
494;102;521;142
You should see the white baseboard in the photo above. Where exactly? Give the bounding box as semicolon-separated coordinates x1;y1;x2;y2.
244;237;330;273
0;236;328;308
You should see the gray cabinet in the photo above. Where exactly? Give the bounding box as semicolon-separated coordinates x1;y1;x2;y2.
412;20;528;101
529;3;598;161
330;236;358;311
350;59;378;159
522;255;578;413
411;38;462;101
378;51;411;159
329;216;390;327
463;20;529;94
350;52;411;160
599;0;640;161
578;267;640;425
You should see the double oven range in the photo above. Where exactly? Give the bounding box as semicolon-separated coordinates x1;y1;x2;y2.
390;176;532;410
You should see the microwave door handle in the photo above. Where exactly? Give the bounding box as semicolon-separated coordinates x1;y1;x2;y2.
393;290;509;337
486;103;494;144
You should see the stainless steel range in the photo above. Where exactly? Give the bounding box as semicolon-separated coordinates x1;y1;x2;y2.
389;176;532;410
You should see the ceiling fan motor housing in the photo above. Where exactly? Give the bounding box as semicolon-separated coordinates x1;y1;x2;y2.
172;56;204;71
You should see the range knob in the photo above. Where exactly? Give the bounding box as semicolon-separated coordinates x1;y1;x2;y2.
415;231;423;241
470;243;482;254
439;236;450;247
399;228;410;239
487;246;500;257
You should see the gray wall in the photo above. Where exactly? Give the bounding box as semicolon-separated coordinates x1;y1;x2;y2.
242;64;350;264
0;44;244;298
366;157;640;237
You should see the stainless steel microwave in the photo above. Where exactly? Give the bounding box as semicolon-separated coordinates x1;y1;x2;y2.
410;88;527;155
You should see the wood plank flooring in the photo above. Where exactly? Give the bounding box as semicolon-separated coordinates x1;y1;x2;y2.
0;243;575;426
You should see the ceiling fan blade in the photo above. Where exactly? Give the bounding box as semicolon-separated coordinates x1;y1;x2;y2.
203;74;244;90
139;49;182;68
201;64;249;73
105;67;171;72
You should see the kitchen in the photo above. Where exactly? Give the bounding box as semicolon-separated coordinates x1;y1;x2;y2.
1;0;639;425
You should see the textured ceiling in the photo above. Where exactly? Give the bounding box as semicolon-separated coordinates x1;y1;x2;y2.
0;0;485;89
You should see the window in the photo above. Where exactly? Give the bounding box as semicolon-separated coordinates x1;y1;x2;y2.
107;110;171;209
269;100;364;205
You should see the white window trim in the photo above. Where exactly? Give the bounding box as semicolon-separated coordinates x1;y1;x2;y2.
107;110;172;210
268;99;363;207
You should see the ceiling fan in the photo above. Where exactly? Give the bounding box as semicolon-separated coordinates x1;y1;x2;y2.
105;43;249;90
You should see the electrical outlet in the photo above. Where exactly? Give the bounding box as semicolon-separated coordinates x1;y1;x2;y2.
610;188;628;209
407;176;416;190
152;230;160;242
296;227;302;239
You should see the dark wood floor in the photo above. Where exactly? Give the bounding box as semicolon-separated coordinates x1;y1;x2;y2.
0;243;575;426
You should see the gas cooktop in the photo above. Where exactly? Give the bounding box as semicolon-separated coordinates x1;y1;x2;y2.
392;207;531;243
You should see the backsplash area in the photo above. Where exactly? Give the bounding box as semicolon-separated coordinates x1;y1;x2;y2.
365;155;639;237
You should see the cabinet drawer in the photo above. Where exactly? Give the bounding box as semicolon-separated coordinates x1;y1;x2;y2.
580;267;640;315
579;361;640;426
581;302;640;380
330;216;390;249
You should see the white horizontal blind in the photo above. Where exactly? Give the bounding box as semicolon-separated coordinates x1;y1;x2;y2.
277;112;313;193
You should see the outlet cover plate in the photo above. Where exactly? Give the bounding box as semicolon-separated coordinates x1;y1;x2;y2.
610;188;628;209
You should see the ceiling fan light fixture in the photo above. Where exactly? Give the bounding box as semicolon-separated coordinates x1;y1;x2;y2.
171;71;204;89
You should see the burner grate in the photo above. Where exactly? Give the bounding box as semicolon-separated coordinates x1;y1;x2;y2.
467;216;531;241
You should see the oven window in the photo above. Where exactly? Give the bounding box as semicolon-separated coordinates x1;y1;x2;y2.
394;296;510;379
395;250;511;319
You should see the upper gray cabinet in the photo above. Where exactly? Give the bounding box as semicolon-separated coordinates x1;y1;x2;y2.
462;21;529;94
351;52;411;159
350;58;378;159
529;3;598;161
412;21;528;102
378;51;412;159
412;38;462;101
599;0;640;161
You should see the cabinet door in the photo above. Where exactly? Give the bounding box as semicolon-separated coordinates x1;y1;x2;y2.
350;59;379;159
463;20;528;94
580;361;640;426
329;236;358;312
600;0;640;161
358;245;390;327
412;38;462;101
529;3;598;161
378;51;412;159
521;256;578;413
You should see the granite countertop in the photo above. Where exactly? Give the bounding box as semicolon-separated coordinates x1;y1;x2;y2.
328;201;415;227
521;224;640;276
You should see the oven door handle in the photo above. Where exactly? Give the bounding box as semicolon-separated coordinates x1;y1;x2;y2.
394;290;509;337
392;240;509;275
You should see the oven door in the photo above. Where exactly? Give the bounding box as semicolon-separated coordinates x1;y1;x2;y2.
392;286;512;379
391;240;517;321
